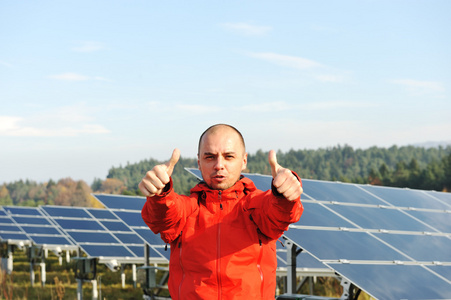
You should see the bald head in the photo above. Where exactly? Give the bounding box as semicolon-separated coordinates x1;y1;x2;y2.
197;124;248;190
198;124;246;155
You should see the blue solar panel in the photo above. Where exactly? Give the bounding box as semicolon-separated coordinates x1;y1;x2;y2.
326;204;434;232
406;210;451;233
114;211;147;227
20;226;60;235
11;216;51;225
101;221;132;232
31;236;72;245
55;219;104;231
81;245;135;257
0;233;29;240
87;208;117;220
330;263;451;300
93;194;170;263
3;206;75;248
4;207;42;216
285;229;408;261
0;218;14;224
94;194;146;210
43;206;92;218
294;202;357;228
426;190;451;204
68;232;118;243
114;233;145;244
0;225;22;232
360;185;451;210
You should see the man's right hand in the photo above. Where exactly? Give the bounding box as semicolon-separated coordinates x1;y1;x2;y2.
138;148;180;197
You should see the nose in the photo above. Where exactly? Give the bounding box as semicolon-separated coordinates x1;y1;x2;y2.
214;156;224;170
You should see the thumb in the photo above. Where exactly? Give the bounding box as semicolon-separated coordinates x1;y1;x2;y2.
165;148;181;177
268;150;280;178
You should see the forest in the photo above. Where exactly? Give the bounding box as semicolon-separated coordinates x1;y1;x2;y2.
1;144;450;207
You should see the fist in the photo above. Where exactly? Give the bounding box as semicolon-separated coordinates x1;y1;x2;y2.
138;149;180;197
268;150;303;201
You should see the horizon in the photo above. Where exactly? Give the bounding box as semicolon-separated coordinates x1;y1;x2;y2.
1;1;450;184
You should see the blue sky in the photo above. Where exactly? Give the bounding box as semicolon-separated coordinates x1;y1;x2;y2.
1;0;450;184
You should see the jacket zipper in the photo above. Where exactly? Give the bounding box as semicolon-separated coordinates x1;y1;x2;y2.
177;231;184;300
257;231;264;297
217;191;223;300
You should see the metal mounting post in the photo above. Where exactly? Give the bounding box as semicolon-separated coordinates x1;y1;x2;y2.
285;240;302;294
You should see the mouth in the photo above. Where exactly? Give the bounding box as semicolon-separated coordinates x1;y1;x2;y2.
212;174;226;182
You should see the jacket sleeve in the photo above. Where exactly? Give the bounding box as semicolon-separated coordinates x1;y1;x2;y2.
141;178;198;243
246;172;303;240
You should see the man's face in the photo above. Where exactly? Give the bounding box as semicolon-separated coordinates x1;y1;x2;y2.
198;127;247;190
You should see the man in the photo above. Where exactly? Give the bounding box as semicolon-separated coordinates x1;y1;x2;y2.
140;124;303;300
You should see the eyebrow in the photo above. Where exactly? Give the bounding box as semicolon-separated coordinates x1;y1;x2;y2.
202;151;237;156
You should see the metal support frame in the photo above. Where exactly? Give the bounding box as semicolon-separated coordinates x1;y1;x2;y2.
1;243;14;274
74;257;98;300
285;239;303;294
340;276;361;300
28;245;45;287
140;244;170;299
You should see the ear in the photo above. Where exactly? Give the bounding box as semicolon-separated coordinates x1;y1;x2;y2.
241;152;248;171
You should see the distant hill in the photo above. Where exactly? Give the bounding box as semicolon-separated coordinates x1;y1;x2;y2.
412;140;451;148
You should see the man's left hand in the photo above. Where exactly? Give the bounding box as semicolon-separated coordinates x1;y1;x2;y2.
268;150;303;201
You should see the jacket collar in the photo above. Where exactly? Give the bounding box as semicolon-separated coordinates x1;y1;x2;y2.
190;175;257;196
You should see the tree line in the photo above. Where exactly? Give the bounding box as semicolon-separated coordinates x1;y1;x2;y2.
1;145;450;207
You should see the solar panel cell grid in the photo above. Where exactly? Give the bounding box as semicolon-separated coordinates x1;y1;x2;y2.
360;185;451;210
101;221;132;232
332;263;451;300
4;207;42;216
42;206;92;218
0;225;22;232
11;217;51;225
55;219;104;231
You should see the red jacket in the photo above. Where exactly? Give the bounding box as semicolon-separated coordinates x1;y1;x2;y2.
141;175;303;300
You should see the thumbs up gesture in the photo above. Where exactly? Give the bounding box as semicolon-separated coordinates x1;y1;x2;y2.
139;149;181;197
268;150;303;201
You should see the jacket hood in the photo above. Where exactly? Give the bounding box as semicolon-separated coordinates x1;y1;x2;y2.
190;175;258;195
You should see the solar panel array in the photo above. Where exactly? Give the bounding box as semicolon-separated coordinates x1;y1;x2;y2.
185;168;451;300
2;206;76;251
0;206;30;245
93;194;169;262
0;204;167;265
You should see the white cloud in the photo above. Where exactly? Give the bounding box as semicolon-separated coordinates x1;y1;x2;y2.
221;22;272;36
175;104;222;114
49;73;89;81
391;79;445;94
314;74;346;83
238;101;291;112
249;52;323;70
0;103;110;137
248;52;351;84
304;101;377;110
0;61;13;68
72;41;105;53
49;72;110;82
237;100;375;113
0;116;110;137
